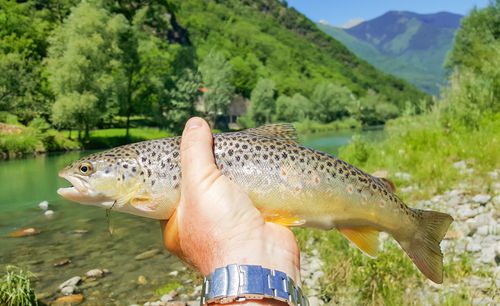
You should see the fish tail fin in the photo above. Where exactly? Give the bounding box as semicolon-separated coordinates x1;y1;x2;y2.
397;209;453;284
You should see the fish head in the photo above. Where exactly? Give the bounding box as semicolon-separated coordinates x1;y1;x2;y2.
57;149;144;209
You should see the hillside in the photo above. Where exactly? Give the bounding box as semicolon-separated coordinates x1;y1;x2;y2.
317;11;463;95
170;0;428;109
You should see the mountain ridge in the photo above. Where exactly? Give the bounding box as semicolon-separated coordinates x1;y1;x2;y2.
318;10;463;95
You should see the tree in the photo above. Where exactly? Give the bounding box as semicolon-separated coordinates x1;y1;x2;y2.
198;50;234;127
163;68;201;133
0;0;51;123
275;93;309;122
249;78;276;125
310;83;355;123
46;2;127;138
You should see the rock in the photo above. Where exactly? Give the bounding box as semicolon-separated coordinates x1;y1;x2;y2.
54;294;83;304
61;285;75;296
308;296;323;305
478;246;497;264
161;294;174;302
395;172;412;180
183;279;193;285
6;227;40;237
179;294;189;301
400;185;417;193
135;249;160;260
471;194;491;204
44;210;54;216
168;270;179;277
372;170;388;178
476;225;492;236
466;242;481;253
453;161;467;170
456;206;478;219
138;275;147;285
85;269;104;278
39;200;49;210
488;171;499;179
169;290;178;298
447;196;463;206
444;230;463;240
53;258;71;267
492;195;500;207
59;276;81;290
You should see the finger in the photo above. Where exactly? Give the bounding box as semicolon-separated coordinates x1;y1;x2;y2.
180;117;217;187
160;210;182;257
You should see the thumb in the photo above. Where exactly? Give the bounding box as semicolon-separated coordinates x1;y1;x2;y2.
180;117;218;190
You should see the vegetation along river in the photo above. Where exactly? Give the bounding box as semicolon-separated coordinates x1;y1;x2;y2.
0;127;384;304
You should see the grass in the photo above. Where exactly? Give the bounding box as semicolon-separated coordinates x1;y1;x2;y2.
293;111;500;304
0;266;37;306
294;117;362;133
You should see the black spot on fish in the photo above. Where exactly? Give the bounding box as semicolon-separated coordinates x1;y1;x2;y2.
123;164;128;169
290;156;295;161
152;152;156;157
236;156;240;162
256;146;262;151
147;169;152;177
132;167;136;172
235;144;240;148
242;144;248;149
173;175;177;180
142;157;147;162
173;152;179;158
151;180;155;186
263;154;268;160
228;149;234;156
105;169;110;174
327;161;332;167
282;152;287;159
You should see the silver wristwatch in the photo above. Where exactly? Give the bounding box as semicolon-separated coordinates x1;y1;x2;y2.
200;264;309;306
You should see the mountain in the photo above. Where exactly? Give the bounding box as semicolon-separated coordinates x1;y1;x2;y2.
317;11;463;95
169;0;428;109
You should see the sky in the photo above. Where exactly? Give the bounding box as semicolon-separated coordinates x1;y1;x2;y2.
286;0;491;26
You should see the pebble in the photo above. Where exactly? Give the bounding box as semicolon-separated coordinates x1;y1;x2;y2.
466;241;481;253
54;294;84;304
471;194;491;204
61;285;75;296
135;249;160;260
453;161;467;170
456;206;478;219
44;210;54;216
53;258;71;267
85;269;104;278
6;227;40;237
59;276;81;290
138;275;147;285
161;294;174;302
168;270;179;277
395;172;412;180
39;200;48;210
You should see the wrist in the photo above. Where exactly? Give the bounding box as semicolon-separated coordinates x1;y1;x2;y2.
199;226;301;285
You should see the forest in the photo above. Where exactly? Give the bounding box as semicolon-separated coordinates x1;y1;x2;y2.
0;0;428;156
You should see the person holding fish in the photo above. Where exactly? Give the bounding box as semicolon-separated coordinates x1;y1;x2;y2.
160;117;305;305
58;116;453;304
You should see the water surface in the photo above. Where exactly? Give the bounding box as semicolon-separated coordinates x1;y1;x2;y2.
0;127;384;304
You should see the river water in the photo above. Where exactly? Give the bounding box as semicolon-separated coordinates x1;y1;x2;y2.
0;128;384;304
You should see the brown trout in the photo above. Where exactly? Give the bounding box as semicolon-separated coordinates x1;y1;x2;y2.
58;124;453;283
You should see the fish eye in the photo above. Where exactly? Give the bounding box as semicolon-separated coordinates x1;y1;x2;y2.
79;163;92;174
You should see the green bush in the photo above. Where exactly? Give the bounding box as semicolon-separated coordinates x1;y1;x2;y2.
0;266;37;306
0;112;20;125
0;131;43;156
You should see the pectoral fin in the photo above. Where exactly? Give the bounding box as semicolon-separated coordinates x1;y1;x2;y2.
265;216;306;227
338;227;380;258
131;195;157;212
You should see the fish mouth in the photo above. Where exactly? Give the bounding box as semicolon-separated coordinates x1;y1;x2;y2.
57;172;91;201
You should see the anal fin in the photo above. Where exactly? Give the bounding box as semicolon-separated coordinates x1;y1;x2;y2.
338;227;380;258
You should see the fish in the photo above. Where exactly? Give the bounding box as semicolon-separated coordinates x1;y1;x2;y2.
58;123;453;283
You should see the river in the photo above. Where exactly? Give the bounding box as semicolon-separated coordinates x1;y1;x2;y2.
0;127;384;304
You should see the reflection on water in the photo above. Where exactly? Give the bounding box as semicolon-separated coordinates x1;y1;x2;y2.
0;127;384;303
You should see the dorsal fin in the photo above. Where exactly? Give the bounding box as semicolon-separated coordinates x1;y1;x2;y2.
242;123;299;145
379;177;397;193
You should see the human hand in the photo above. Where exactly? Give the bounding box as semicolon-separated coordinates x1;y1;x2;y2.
160;117;301;286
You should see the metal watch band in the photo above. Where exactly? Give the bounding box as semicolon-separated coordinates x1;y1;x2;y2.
200;264;309;306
